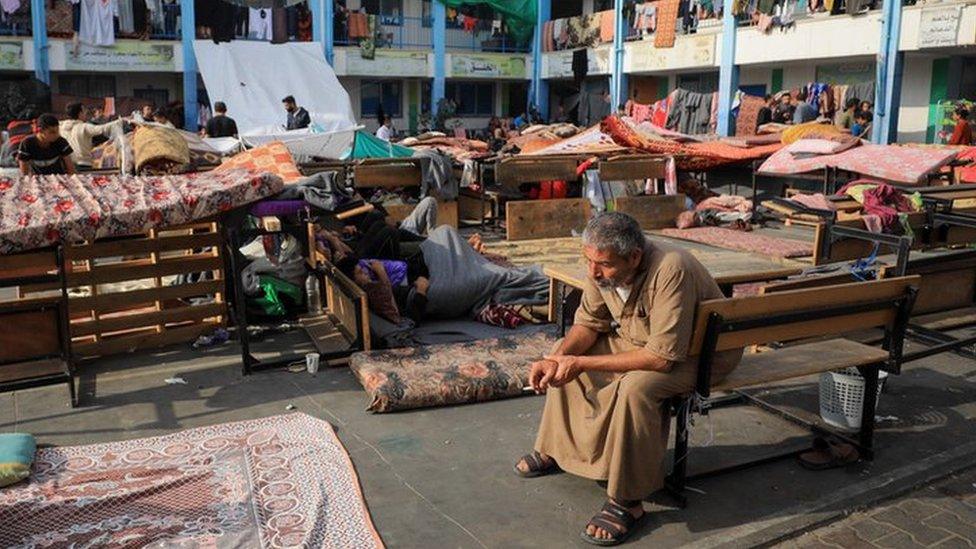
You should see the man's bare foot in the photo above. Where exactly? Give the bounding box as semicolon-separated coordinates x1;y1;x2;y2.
583;499;644;545
467;233;484;253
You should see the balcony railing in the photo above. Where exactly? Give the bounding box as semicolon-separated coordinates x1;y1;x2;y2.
0;6;31;37
335;15;529;53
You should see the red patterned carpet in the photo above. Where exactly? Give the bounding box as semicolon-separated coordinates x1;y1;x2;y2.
0;414;383;548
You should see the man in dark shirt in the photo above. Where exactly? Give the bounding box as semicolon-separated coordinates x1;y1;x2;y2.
282;95;311;130
205;101;239;138
772;92;796;125
755;94;774;131
17;114;76;176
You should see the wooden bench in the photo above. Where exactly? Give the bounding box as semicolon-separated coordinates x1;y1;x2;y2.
0;246;77;406
760;249;976;362
667;276;919;503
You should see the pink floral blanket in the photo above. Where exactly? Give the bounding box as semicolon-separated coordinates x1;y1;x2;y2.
758;144;958;184
659;227;814;259
0;170;283;254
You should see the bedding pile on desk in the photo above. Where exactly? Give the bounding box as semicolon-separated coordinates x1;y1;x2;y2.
0;170;283;254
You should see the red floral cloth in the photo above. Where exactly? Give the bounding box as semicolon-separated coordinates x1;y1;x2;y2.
601;115;784;170
0;170;283;254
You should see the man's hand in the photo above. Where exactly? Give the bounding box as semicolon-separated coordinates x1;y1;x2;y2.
341;225;358;236
529;359;560;394
544;355;583;387
414;276;430;296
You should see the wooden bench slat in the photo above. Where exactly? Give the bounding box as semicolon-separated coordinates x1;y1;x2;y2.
693;277;920;353
714;339;889;392
505;199;591;241
0;358;68;384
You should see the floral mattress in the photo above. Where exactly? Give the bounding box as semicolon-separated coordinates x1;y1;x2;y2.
0;170;284;255
349;330;557;413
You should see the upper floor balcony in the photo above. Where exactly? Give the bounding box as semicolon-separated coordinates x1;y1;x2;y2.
332;4;530;53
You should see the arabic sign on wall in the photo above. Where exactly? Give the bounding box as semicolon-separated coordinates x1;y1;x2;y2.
0;42;23;70
66;43;176;71
345;49;429;77
450;53;527;79
919;6;962;49
816;62;875;86
626;34;715;73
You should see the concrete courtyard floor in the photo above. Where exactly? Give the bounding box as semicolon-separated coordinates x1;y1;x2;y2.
2;327;976;548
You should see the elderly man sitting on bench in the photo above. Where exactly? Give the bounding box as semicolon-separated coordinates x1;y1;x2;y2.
515;212;743;546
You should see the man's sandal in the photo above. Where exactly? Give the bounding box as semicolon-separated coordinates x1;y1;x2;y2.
513;451;560;478
580;499;645;547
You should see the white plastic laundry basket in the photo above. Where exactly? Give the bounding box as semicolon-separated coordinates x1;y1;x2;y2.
819;368;888;431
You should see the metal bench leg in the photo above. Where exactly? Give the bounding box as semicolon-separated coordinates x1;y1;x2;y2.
666;397;690;508
857;363;880;461
68;376;78;408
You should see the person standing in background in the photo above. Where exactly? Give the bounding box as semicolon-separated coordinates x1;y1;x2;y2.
205;101;239;138
948;106;973;146
60;102;123;168
375;115;396;142
772;92;795;124
17;114;76;176
792;89;818;124
834;98;859;130
755;94;774;131
283;95;311;130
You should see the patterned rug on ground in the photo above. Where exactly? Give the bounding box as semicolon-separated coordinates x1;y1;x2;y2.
0;414;384;549
659;227;814;259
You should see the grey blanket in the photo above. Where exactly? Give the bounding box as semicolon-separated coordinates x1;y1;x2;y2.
420;226;550;319
413;149;458;200
275;171;353;211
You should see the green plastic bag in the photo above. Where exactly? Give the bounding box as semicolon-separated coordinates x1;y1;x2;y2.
250;276;304;317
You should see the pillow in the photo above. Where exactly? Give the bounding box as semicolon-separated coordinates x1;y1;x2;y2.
362;280;401;324
786;137;859;157
215;141;303;184
0;433;36;488
349;330;557;412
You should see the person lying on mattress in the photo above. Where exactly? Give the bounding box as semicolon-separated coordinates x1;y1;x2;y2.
317;224;549;327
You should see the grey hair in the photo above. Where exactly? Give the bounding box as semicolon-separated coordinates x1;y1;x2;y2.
581;212;644;257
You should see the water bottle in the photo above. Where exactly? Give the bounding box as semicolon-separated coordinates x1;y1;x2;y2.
305;274;322;315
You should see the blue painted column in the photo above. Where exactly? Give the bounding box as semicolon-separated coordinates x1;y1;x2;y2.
531;0;551;120
325;0;334;65
610;0;627;110
30;0;50;85
874;0;903;144
716;5;739;136
432;1;446;116
181;0;198;131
